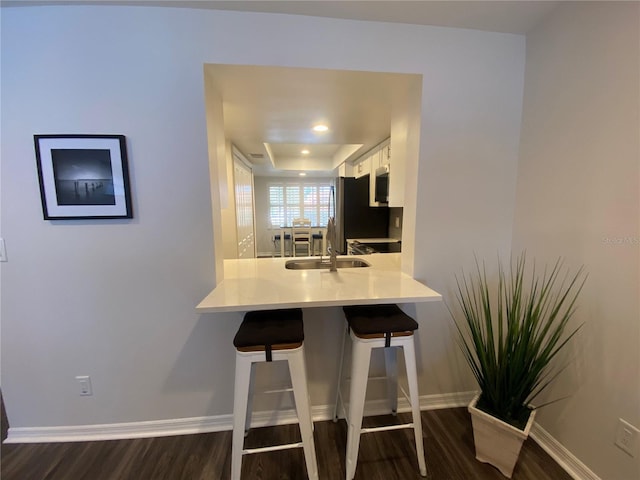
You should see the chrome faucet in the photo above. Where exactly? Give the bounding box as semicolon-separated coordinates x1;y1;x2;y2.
326;216;338;272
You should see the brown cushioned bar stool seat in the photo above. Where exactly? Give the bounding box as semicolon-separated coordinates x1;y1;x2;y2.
231;309;318;480
342;304;418;343
334;304;427;480
233;308;304;357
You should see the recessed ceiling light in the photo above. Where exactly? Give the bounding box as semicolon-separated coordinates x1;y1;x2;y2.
299;172;307;176
301;149;310;155
312;124;329;132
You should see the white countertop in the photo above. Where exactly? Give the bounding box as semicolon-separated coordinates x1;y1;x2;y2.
348;238;400;243
196;253;441;313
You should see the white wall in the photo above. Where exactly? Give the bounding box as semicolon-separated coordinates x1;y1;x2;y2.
513;2;639;479
0;5;524;433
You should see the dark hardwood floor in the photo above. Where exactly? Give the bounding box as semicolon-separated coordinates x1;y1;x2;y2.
1;391;8;443
1;408;571;480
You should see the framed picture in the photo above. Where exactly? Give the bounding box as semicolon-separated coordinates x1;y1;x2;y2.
34;134;133;220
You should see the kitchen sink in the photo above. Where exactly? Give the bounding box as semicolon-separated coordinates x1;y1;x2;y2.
285;258;371;270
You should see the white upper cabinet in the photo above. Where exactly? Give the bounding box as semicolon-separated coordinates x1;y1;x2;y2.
344;137;402;207
382;144;391;167
347;138;393;207
368;155;378;206
370;140;390;171
353;154;371;179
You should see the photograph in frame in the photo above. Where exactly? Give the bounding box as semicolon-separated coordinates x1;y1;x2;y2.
34;135;133;219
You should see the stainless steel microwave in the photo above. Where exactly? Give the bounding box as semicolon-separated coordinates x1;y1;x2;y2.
374;165;389;204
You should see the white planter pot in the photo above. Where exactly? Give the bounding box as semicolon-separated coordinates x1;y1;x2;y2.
468;394;536;478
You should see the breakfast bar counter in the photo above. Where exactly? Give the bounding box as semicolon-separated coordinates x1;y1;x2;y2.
196;253;442;313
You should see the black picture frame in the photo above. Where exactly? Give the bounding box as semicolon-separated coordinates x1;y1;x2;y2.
34;134;133;220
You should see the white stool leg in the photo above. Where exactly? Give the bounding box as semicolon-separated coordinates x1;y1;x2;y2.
333;323;348;421
384;346;398;414
402;337;427;477
346;337;372;480
288;347;319;480
232;352;253;480
244;362;255;435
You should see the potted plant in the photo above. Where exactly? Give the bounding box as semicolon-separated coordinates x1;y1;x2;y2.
450;253;586;478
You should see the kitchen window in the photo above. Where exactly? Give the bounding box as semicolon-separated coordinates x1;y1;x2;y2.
269;181;333;227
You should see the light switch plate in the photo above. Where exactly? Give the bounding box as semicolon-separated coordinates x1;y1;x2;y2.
76;376;93;396
0;238;7;262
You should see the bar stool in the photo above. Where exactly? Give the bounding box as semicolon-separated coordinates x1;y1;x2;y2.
311;231;324;256
232;308;319;480
273;231;291;257
333;304;427;479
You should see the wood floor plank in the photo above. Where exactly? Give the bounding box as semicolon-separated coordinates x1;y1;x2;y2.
1;408;572;480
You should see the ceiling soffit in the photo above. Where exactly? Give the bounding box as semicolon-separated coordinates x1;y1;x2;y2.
205;64;419;177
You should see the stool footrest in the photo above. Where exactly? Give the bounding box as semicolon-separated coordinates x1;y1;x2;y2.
361;423;414;434
262;387;294;394
243;441;304;455
399;385;411;404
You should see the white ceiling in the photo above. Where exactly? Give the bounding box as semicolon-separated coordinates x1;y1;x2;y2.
3;1;560;35
6;1;561;177
171;1;560;34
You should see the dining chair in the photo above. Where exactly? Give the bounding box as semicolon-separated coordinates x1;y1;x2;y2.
292;218;312;257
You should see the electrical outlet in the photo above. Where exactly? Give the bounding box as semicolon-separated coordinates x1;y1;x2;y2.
0;238;7;262
75;376;93;396
615;418;638;457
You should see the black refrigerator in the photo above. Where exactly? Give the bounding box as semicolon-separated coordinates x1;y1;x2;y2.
334;176;390;254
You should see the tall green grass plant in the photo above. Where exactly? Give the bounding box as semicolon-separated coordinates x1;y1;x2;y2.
451;253;586;429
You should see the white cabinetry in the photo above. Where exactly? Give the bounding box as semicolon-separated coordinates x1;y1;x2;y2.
353;154;370;179
368;157;377;206
233;153;256;258
370;142;391;171
363;139;390;207
382;144;391;167
347;138;396;207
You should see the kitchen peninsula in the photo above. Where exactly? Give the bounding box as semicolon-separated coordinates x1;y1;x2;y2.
196;253;441;313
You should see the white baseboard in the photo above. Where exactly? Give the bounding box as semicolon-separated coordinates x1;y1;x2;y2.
4;390;598;480
4;390;475;444
4;414;234;444
530;423;601;480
